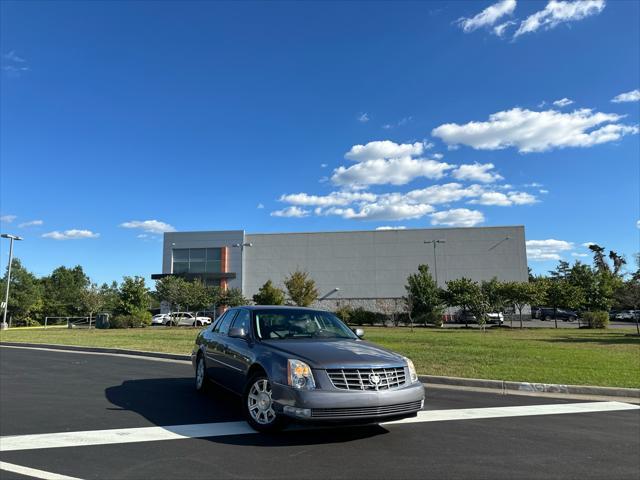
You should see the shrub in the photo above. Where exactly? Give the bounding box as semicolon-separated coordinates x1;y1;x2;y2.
582;311;609;329
348;307;385;326
110;310;152;329
335;305;352;324
12;318;41;327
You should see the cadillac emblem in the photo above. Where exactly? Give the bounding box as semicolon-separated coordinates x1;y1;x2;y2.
368;373;381;386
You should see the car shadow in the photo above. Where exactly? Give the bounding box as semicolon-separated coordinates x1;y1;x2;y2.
542;333;640;346
105;377;388;446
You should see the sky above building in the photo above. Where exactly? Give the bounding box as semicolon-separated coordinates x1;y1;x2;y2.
1;0;638;285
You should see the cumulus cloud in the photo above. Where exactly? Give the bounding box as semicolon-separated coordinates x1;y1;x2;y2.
0;215;17;223
280;191;377;207
431;107;638;153
612;89;640;103
571;252;588;257
526;239;573;261
42;229;100;240
581;241;597;247
18;220;43;228
332;157;453;187
270;206;310;218
457;0;517;33
344;141;426;162
376;226;407;231
470;191;537;206
451;163;503;183
430;208;485;227
553;97;574;107
404;183;485;205
319;202;434;221
514;0;606;39
120;219;176;234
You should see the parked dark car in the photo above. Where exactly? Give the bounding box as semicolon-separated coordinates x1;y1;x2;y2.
453;310;504;325
537;307;578;322
191;306;424;432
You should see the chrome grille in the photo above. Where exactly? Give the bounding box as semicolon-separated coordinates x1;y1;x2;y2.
326;367;406;391
311;400;422;418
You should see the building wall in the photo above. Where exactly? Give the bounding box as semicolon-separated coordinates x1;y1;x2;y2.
243;226;527;299
162;230;245;290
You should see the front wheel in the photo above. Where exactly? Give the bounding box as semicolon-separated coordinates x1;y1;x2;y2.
544;315;552;321
243;375;285;433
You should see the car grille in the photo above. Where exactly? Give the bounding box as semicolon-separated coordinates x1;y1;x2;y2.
326;367;406;391
311;400;422;418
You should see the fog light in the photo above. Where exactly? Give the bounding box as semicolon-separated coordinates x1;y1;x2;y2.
284;406;311;418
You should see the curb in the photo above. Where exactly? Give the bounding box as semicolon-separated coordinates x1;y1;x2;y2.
419;374;640;400
0;342;190;362
2;342;638;402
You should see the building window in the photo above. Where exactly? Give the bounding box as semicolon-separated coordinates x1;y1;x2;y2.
172;248;222;274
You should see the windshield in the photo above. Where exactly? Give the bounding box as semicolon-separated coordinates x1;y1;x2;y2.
254;309;357;340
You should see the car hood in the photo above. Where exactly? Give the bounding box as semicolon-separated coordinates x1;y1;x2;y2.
261;339;406;369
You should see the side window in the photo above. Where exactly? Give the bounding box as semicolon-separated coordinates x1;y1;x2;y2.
231;309;251;334
217;310;237;336
212;311;228;333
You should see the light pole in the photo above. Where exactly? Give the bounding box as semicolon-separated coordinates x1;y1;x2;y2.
232;242;253;296
232;242;253;251
1;233;23;330
319;287;340;301
424;239;446;286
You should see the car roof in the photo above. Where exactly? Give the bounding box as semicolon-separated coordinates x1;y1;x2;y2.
235;305;326;312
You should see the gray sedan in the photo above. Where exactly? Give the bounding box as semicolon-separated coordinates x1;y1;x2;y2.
191;306;425;432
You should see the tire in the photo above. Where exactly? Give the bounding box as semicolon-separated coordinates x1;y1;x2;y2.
195;354;207;393
243;374;285;433
567;316;576;323
544;315;552;321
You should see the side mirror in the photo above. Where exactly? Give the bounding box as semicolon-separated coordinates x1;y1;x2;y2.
229;327;247;339
354;328;364;338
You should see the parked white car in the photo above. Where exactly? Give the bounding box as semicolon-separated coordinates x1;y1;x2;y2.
167;312;212;327
151;314;171;325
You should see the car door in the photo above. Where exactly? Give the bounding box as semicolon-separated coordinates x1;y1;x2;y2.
178;313;192;326
205;309;237;384
220;308;254;393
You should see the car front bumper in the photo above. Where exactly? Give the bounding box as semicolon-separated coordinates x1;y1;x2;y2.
271;380;425;422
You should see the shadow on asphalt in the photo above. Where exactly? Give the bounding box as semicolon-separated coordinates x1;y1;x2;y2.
105;377;388;446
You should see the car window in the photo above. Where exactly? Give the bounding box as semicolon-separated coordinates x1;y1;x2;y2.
231;309;251;334
217;310;237;335
212;311;228;332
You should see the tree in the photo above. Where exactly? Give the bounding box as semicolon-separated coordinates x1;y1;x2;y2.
549;260;571;280
220;288;249;308
566;262;617;312
42;265;90;317
0;258;43;325
442;278;488;329
403;265;444;327
99;281;120;313
80;284;105;326
185;280;218;312
284;270;318;307
118;276;149;316
543;279;584;328
503;281;544;328
481;277;509;316
253;280;285;305
155;276;189;311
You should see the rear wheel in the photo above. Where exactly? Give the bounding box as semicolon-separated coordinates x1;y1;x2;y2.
195;354;207;393
243;374;285;432
544;315;552;321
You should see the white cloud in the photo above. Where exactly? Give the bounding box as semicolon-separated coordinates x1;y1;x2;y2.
358;112;370;123
270;206;310;218
404;183;484;205
493;20;517;37
0;215;17;223
344;141;426;162
469;191;537;206
514;0;606;38
539;189;549;194
553;97;574;107
331;157;453;187
432;107;638;153
571;252;588;257
42;229;100;240
320;163;328;168
18;220;43;228
120;219;175;234
451;163;503;183
430;208;485;227
257;203;265;209
2;51;29;76
280;191;377;207
581;241;597;247
137;234;149;239
526;239;573;261
524;182;543;187
612;89;640;103
320;202;434;221
457;0;517;33
376;226;407;231
636;220;640;229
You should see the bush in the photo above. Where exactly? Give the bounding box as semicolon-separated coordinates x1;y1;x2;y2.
335;305;352;324
110;310;152;329
582;311;609;329
11;318;41;327
348;307;385;326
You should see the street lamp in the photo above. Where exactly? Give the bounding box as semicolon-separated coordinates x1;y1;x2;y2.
1;233;23;330
424;239;446;286
319;287;340;301
232;242;253;250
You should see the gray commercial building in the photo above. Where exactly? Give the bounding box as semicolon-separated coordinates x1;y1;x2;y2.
153;226;528;312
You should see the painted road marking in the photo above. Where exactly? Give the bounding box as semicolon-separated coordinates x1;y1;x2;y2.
1;401;637;452
0;461;84;480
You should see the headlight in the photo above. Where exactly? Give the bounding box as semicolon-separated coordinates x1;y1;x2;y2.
404;356;418;383
287;359;316;390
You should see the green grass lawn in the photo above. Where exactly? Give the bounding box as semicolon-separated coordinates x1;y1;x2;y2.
1;326;639;388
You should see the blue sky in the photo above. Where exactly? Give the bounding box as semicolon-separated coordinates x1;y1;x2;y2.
1;0;638;285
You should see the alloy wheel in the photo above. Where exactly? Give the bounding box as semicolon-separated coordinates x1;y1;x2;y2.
247;379;275;425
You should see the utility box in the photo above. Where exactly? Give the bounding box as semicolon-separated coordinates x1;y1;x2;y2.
95;313;110;329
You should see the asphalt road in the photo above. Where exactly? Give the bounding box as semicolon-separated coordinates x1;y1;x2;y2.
0;346;638;480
